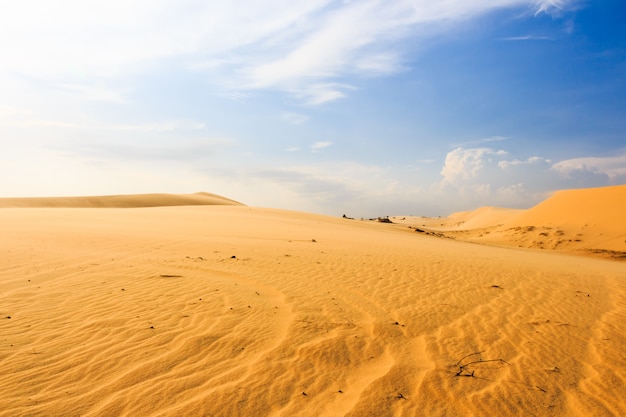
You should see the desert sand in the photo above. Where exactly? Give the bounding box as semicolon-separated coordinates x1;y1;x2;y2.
393;184;626;260
0;187;625;416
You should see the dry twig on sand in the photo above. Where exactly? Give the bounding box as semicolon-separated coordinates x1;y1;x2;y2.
455;351;509;377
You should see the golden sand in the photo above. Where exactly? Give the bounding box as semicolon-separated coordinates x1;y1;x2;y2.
0;187;624;416
396;184;626;260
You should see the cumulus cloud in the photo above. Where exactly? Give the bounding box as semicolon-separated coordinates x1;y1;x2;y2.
440;147;508;184
437;146;626;210
552;154;626;183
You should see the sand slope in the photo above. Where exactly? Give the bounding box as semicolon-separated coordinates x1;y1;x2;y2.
1;199;625;416
0;192;243;208
396;185;626;259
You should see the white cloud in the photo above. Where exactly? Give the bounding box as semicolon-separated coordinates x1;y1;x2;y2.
281;112;310;125
454;135;510;147
0;0;578;106
311;141;334;151
498;155;551;168
56;81;126;103
440;147;508;184
552;154;626;182
113;120;206;132
0;114;206;133
291;83;356;105
437;146;626;210
534;0;568;16
239;162;426;216
499;35;554;41
217;91;253;103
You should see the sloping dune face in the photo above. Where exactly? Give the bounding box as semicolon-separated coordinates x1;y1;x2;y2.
493;185;626;255
410;185;626;258
1;205;625;416
0;192;243;208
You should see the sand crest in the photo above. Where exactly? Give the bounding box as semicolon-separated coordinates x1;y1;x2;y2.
0;192;243;208
1;189;625;416
395;184;626;259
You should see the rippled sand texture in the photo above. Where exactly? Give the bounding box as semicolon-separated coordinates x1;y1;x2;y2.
1;203;625;416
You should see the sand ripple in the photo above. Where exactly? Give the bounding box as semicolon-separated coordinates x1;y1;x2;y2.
0;206;624;416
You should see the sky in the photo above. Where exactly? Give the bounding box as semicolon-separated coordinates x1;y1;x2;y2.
1;0;625;216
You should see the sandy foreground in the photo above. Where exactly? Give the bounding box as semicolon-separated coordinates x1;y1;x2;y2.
0;189;625;416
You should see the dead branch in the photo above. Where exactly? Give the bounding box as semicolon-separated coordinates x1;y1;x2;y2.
455;352;509;377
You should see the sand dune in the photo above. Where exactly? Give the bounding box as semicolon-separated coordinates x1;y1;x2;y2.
395;185;626;259
1;188;625;416
0;192;243;208
445;206;525;231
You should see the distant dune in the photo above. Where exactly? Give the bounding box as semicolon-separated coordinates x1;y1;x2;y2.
1;186;625;416
394;184;626;259
0;192;244;208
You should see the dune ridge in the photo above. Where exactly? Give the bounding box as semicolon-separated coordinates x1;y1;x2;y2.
395;184;626;259
0;186;625;416
0;192;243;208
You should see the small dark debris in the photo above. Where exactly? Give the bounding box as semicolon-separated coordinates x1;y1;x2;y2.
338;390;343;393
5;316;11;319
231;255;237;259
121;288;125;291
302;392;307;396
311;239;317;243
149;326;154;329
414;228;425;233
394;321;399;325
160;274;183;278
490;285;503;289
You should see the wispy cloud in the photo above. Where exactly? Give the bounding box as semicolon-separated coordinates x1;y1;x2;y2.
534;0;569;16
245;162;425;216
0;0;578;106
499;35;554;41
281;112;310;125
0;115;206;133
311;141;334;151
56;81;126;102
113;120;206;132
454;135;510;147
59;138;236;163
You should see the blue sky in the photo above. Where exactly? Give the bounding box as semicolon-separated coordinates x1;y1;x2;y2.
1;0;625;216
